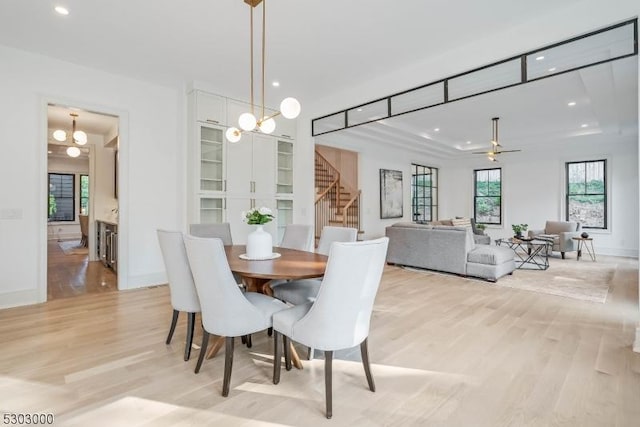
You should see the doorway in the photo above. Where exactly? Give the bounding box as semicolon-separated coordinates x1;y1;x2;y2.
46;104;119;300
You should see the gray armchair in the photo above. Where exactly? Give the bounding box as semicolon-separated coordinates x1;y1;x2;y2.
528;220;582;259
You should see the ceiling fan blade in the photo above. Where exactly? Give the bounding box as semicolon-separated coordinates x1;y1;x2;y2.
472;151;494;155
495;149;522;153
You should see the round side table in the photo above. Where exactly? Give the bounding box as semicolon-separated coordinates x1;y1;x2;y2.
572;237;596;261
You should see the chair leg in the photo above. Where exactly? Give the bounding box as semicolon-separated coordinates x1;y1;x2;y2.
222;337;235;397
194;331;209;374
325;351;333;419
283;336;292;371
307;346;314;360
360;338;376;392
267;327;273;337
185;312;196;361
166;309;179;345
273;331;281;384
561;252;566;259
246;334;252;348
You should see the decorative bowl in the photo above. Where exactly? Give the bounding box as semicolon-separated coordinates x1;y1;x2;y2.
581;232;589;238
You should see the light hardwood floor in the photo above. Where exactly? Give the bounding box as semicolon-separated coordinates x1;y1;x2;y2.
47;240;117;300
2;256;639;426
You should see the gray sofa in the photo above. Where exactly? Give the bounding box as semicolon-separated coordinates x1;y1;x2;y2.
385;222;516;281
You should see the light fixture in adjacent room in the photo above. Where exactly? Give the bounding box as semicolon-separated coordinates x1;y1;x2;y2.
66;146;81;158
225;0;300;143
54;113;88;145
472;117;521;161
54;6;69;15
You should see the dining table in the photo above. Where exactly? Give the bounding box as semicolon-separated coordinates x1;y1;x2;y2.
205;245;328;369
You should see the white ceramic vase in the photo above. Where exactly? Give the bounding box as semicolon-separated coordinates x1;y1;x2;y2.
246;225;273;259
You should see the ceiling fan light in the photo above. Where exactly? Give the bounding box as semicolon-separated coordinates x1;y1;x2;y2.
280;97;301;119
258;117;276;134
226;127;242;143
238;113;257;131
53;130;67;141
73;130;88;145
66;146;81;158
491;140;498;146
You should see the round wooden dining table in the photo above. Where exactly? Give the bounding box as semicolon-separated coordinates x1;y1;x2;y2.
225;245;328;295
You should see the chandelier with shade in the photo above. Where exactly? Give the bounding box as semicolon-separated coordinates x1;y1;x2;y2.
225;0;300;143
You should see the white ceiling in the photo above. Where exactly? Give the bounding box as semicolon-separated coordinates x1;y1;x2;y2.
0;0;585;107
1;1;636;159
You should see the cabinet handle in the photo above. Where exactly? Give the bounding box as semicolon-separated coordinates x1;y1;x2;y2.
223;198;226;209
205;119;219;124
281;134;291;138
223;180;226;191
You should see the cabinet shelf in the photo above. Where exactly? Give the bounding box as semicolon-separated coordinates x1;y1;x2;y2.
201;178;223;181
201;138;223;144
201;159;223;164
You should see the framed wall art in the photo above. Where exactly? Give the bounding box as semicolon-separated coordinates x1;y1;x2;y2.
380;169;403;219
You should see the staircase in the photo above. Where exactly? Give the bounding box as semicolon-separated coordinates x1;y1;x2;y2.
314;149;362;241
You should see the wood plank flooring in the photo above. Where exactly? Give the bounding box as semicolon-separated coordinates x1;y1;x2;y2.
47;240;117;300
2;255;639;426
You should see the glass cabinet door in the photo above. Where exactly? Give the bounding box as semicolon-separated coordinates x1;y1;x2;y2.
276;199;293;243
277;140;293;194
200;196;224;223
200;125;224;192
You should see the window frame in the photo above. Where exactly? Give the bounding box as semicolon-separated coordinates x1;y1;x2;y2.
565;159;607;229
80;174;90;216
411;163;438;223
48;172;76;222
473;167;502;225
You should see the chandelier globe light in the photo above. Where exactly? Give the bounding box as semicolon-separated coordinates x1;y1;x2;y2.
54;113;88;146
227;0;301;143
66;146;81;158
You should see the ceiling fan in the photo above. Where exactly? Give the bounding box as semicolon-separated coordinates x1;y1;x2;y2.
472;117;521;162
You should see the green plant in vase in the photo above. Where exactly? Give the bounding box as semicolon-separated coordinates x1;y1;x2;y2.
476;223;487;235
511;223;528;238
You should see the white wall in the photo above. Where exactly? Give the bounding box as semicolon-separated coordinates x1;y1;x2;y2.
442;134;638;257
0;45;183;308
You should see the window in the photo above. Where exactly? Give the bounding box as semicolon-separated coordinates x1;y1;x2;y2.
411;164;438;222
474;168;501;225
80;174;90;215
566;160;606;229
48;173;75;221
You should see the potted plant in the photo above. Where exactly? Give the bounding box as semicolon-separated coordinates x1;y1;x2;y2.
511;223;528;238
476;223;487;235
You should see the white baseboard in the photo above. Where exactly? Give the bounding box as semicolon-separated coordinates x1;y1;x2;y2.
123;272;167;290
0;289;44;310
595;247;639;258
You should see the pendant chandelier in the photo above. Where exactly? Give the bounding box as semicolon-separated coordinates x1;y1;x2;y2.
53;113;88;157
225;0;300;143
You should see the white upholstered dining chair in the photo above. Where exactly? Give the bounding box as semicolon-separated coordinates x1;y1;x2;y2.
183;235;288;397
157;229;201;362
272;237;389;419
279;224;314;251
189;223;233;245
271;226;358;305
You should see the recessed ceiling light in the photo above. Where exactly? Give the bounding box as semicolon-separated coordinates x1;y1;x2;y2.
47;150;53;154
466;141;471;144
535;55;545;61
356;108;363;112
434;128;440;132
55;6;69;15
567;101;577;107
548;67;557;72
581;123;588;128
272;81;280;87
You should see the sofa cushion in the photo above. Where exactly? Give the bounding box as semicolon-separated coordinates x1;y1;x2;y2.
392;222;433;230
467;245;514;265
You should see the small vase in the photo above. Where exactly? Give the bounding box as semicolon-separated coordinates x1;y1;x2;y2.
246;225;273;259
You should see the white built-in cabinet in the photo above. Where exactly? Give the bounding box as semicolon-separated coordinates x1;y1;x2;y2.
188;90;295;244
